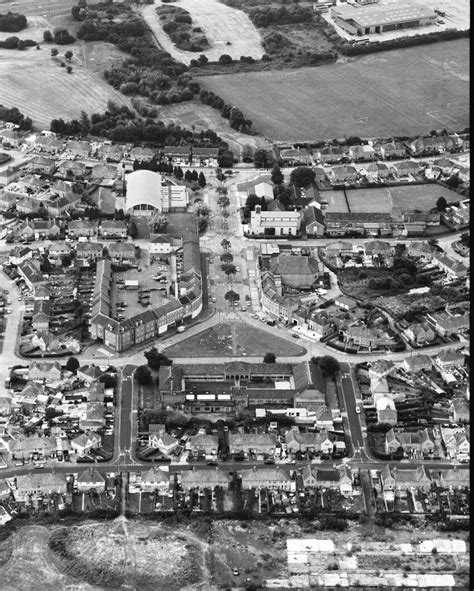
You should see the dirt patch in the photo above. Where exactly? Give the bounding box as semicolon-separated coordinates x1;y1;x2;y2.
48;518;205;590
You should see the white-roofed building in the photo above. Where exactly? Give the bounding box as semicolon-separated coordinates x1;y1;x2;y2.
126;170;163;215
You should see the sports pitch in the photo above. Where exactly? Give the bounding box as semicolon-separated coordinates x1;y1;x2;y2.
200;39;469;140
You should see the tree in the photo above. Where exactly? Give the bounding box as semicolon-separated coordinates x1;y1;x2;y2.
61;254;72;267
43;30;53;43
129;221;138;239
244;194;263;218
65;356;80;373
221;238;231;251
66;66;73;74
144;347;172;371
218;54;233;65
115;209;125;221
290;166;315;187
220;252;234;264
224;290;240;303
135;365;152;386
198;171;206;188
217;195;230;209
222;263;237;276
263;352;276;363
51;48;58;57
436;196;448;211
271;164;284;185
65;50;73;60
253;148;274;169
312;355;340;378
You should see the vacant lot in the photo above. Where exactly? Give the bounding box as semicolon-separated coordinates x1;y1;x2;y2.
200;39;469;140
163;321;306;358
0;46;132;129
141;0;264;65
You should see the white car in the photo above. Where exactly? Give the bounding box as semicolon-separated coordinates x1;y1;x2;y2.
356;406;361;414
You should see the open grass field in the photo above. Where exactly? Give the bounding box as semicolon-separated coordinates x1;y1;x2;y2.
0;45;132;129
163;321;306;358
320;190;350;214
200;39;469;141
0;0;76;20
141;0;264;66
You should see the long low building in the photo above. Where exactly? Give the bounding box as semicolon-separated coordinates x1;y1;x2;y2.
89;239;202;352
331;2;437;36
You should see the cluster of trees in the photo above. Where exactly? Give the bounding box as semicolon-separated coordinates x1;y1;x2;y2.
159;5;209;52
43;27;75;45
249;5;313;27
0;11;27;32
144;347;172;371
196;202;211;234
199;90;252;133
0;36;36;50
311;355;340;378
0;104;32;130
243;194;266;219
50;102;226;153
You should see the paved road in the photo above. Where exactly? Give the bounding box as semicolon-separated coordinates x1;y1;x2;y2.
339;362;365;457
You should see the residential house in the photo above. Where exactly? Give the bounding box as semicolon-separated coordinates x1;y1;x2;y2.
268;254;321;290
57;160;86;179
435;348;464;369
99;144;124;162
8;245;34;266
79;403;105;431
279;148;312;166
139;467;170;494
10;435;57;460
375;396;397;426
395;160;420;177
188;434;219;456
191;147;219;167
368;360;396;381
48;241;71;265
148;424;179;455
380;464;431;493
129;146;155;163
316;146;344;165
28;361;62;382
75;242;103;266
301;465;353;495
27;155;56;175
348;144;376;161
70;432;102;456
450;398;469;423
17;258;44;290
99;220;127;239
324;212;392;237
14;473;67;500
90;163;117;182
426;311;470;337
163;146;192;166
67;220;98;238
75;468;106;492
433;251;468;279
108;242;135;265
34;135;64;154
364;240;392;260
374;141;407;160
385;428;434;456
402;354;432;373
76;364;105;383
149;234;174;254
229;433;277;456
329;165;358;184
365;162;391;180
404;322;436;345
180;467;231;491
406;241;436;260
240;466;294;491
286;428;334;455
434;466;470;488
67;140;91;158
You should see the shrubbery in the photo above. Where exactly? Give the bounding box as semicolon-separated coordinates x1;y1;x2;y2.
0;103;32;130
0;11;27;32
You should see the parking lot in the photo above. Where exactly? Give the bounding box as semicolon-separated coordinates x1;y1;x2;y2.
112;249;173;320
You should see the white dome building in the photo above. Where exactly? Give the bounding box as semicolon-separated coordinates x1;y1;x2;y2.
125;170;163;215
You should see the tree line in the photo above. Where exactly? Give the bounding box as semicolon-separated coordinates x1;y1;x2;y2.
199;90;252;132
249;5;313;28
0;11;27;32
0;104;32;130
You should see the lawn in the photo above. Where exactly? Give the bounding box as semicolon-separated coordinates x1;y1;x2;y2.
199;39;469;140
163;322;306;358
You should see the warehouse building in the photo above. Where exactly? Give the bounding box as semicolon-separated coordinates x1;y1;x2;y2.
331;2;437;36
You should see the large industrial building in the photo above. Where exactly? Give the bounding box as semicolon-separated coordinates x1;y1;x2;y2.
331;2;437;36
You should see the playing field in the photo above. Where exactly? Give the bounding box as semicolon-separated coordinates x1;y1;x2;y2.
336;184;465;214
320;190;349;214
0;46;132;129
200;39;469;140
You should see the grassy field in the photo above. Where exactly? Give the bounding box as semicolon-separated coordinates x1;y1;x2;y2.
0;45;132;129
163;321;306;358
199;39;469;140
